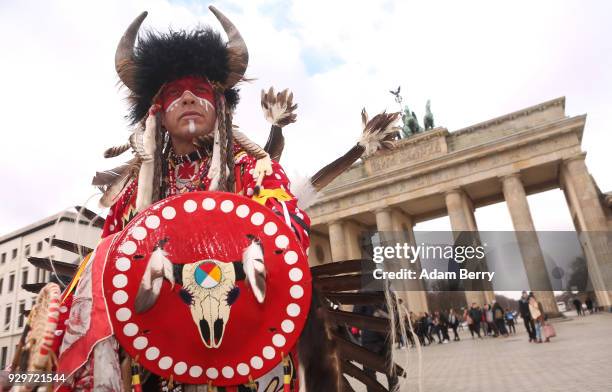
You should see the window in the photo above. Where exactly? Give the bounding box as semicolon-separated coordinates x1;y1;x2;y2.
0;278;3;294
4;305;12;331
35;268;43;284
21;269;29;285
0;253;5;264
37;241;43;252
17;301;26;328
8;273;15;292
24;244;31;257
0;347;7;370
11;249;17;259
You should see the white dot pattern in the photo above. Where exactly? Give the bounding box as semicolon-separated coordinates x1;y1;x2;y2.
189;366;203;377
250;212;264;226
133;336;148;350
272;334;286;347
113;274;128;289
174;362;188;375
202;198;216;210
184;199;197;212
281;319;295;333
162;206;176;220
284;251;298;265
115;257;131;272
109;194;310;383
275;235;289;248
287;303;301;317
146;347;160;360
206;368;219;379
264;222;277;236
236;204;249;218
250;356;263;370
145;215;160;229
120;241;137;255
220;200;234;213
159;356;173;370
132;227;147;240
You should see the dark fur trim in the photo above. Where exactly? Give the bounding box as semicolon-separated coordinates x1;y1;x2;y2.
127;28;240;124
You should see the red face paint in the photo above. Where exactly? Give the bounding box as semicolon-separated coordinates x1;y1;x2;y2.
158;76;215;112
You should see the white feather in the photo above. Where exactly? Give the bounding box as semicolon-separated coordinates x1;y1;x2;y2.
207;119;222;191
290;174;319;209
242;240;266;304
135;114;157;212
135;248;174;313
358;109;401;157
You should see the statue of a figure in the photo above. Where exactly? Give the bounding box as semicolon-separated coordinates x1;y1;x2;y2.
401;105;413;137
401;106;422;137
424;99;434;130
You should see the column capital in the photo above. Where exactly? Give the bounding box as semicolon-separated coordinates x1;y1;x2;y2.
444;188;464;197
373;207;391;215
327;219;344;227
499;172;521;183
562;152;587;166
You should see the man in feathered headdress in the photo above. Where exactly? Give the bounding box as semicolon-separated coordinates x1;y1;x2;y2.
47;5;402;392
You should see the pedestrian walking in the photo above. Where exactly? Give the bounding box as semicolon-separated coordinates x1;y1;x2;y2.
448;308;461;341
528;292;546;343
519;291;537;342
505;308;516;335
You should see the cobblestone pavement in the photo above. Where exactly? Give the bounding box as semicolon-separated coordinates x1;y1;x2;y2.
347;312;612;392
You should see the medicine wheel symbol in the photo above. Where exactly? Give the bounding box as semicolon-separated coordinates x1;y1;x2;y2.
194;261;223;289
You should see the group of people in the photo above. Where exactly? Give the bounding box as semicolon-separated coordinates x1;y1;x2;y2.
382;291;557;348
462;302;517;339
572;296;597;316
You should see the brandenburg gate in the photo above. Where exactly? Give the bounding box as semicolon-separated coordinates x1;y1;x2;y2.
306;97;612;315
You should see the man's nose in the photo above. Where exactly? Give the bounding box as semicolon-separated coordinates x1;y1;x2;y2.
181;90;198;105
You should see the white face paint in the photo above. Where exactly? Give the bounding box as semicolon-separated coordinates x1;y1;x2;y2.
165;90;215;114
188;119;196;133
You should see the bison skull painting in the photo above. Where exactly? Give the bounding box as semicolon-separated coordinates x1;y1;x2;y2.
134;237;266;348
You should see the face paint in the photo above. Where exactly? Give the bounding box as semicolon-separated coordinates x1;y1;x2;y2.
158;76;215;113
188;119;196;133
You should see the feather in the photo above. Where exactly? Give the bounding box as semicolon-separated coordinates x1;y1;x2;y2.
264;125;285;161
358;109;401;157
94;158;140;208
103;143;130;158
134;247;175;313
261;87;297;127
233;127;268;159
135;114;157;212
309;144;364;192
92;159;138;187
242;238;266;303
290;174;319;209
207;119;222;191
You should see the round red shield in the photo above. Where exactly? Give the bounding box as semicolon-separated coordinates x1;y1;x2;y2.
102;192;311;386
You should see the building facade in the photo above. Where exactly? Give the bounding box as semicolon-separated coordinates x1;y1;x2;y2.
0;210;101;369
306;97;612;314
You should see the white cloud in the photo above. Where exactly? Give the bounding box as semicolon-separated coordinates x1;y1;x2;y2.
1;0;611;236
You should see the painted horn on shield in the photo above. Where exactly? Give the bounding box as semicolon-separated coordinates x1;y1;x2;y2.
115;11;148;91
209;5;249;88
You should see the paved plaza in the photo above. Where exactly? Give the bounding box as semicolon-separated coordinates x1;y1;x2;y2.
349;312;612;392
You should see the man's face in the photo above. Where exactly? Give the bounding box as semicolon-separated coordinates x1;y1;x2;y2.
159;76;216;142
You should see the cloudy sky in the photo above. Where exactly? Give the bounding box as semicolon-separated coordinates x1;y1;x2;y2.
1;0;611;236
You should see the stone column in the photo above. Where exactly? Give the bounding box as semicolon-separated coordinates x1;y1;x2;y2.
444;190;489;306
390;210;429;313
343;220;365;260
560;154;612;309
501;173;560;316
328;220;347;262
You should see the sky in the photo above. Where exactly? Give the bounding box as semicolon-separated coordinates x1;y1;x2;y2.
1;0;611;238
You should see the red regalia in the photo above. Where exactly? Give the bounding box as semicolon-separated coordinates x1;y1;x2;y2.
12;5;409;392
